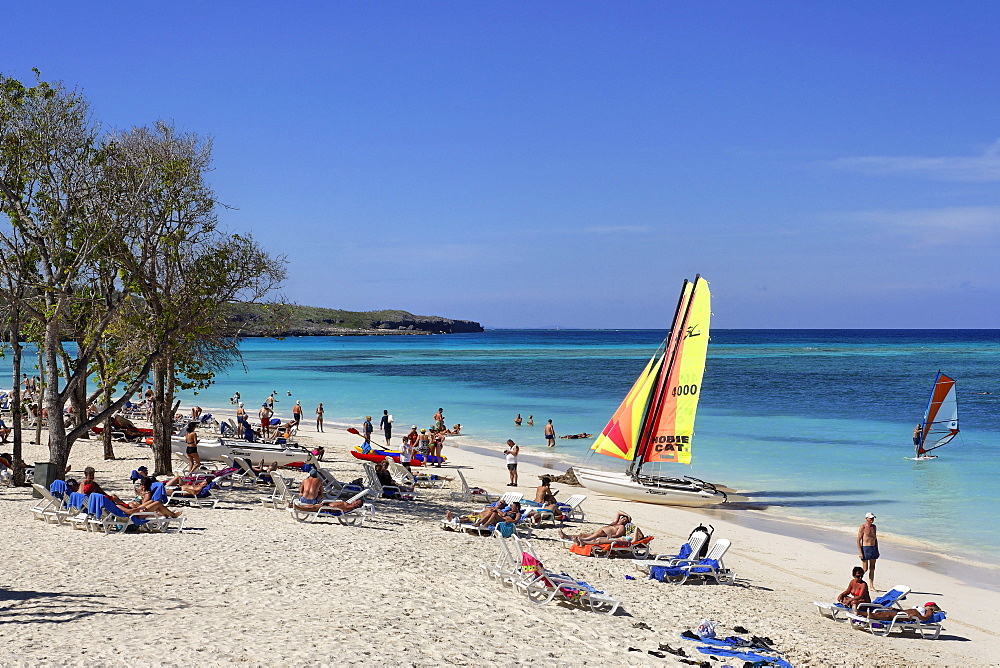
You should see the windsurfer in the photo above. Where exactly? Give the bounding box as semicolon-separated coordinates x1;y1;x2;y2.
913;424;922;447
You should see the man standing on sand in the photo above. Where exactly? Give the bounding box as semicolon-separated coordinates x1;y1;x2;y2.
858;512;879;590
292;401;302;426
504;439;519;486
544;419;556;447
380;410;393;446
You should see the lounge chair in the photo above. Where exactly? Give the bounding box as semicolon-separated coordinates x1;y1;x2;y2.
846;588;945;639
85;494;165;534
449;470;498;503
815;584;911;621
633;530;709;573
558;494;587;521
30;482;69;522
360;461;413;501
260;473;295;509
648;538;734;584
567;523;655;559
288;488;375;526
481;531;522;585
167;478;226;509
311;466;364;499
517;552;621;614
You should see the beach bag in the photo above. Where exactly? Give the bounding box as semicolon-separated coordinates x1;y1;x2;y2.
697;619;717;639
496;522;516;538
689;524;713;559
388;415;393;424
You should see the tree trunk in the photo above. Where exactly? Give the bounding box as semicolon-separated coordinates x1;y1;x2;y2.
43;320;68;476
102;386;115;460
9;313;25;487
151;357;172;476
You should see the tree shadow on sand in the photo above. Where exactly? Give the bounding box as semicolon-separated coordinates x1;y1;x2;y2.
0;588;188;625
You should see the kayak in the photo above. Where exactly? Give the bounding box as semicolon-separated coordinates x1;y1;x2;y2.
350;446;446;467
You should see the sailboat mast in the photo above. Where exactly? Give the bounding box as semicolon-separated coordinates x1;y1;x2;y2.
632;275;701;478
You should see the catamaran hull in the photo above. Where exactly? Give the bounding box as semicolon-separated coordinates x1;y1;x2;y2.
172;437;317;468
574;467;726;507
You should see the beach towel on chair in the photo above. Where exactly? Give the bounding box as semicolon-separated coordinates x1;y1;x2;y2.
49;479;69;498
150;482;169;504
520;553;583;602
569;543;594;556
649;559;721;581
496;521;516;538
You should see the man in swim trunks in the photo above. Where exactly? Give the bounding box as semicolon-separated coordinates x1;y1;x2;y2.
858;512;879;590
544;419;556;447
837;566;871;608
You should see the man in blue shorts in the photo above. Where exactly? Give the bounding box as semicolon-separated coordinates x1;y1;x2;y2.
857;512;879;590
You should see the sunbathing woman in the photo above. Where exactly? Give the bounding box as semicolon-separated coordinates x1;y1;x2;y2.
445;501;522;527
560;511;635;546
163;474;209;496
118;479;183;518
861;602;943;622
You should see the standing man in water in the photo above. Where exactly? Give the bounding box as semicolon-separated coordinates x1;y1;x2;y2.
858;512;879;591
380;410;393;447
544;419;556;447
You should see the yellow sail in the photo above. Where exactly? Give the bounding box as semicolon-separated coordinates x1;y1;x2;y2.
644;277;711;465
591;280;694;462
590;353;664;461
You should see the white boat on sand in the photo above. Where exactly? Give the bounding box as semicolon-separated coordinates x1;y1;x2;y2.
172;436;318;468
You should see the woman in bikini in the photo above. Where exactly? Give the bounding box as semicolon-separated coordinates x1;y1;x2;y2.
837;566;871;608
559;511;634;546
184;422;201;474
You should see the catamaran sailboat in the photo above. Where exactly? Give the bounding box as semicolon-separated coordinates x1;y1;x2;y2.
575;275;728;506
907;372;959;461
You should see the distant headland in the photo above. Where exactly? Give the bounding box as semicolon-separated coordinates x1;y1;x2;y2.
227;304;484;336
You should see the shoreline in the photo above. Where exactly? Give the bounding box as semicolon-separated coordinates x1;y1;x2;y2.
186;399;1000;588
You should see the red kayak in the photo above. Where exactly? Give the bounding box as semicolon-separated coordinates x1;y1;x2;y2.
349;447;446;467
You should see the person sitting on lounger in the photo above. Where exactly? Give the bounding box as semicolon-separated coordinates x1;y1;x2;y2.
837;566;871;608
559;511;638;546
445;501;522;527
861;601;943;622
82;466;125;505
162;474;209;496
294;471;365;513
118;478;184;518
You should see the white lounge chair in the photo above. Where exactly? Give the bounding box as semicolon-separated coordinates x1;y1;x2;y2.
360;461;412;501
30;484;67;523
517;551;621;614
288;488;375;526
558;494;587;521
649;538;735;585
633;530;709;573
261;473;295;509
449;470;498;503
815;584;911;621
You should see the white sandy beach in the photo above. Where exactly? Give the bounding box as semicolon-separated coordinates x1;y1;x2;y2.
2;417;999;667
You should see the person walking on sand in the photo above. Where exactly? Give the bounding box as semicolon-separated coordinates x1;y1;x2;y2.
544;419;556;447
315;403;324;432
504;439;519;486
380;410;393;446
292;401;303;426
858;512;879;590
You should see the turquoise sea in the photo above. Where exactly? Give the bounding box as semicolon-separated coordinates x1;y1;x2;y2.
14;330;1000;562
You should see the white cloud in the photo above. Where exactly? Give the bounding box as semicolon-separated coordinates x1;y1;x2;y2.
830;140;1000;182
844;206;1000;247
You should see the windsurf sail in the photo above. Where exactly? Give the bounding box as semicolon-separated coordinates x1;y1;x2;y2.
916;372;959;457
639;276;712;466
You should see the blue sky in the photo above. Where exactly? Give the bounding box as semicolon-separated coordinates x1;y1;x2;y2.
4;2;999;328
